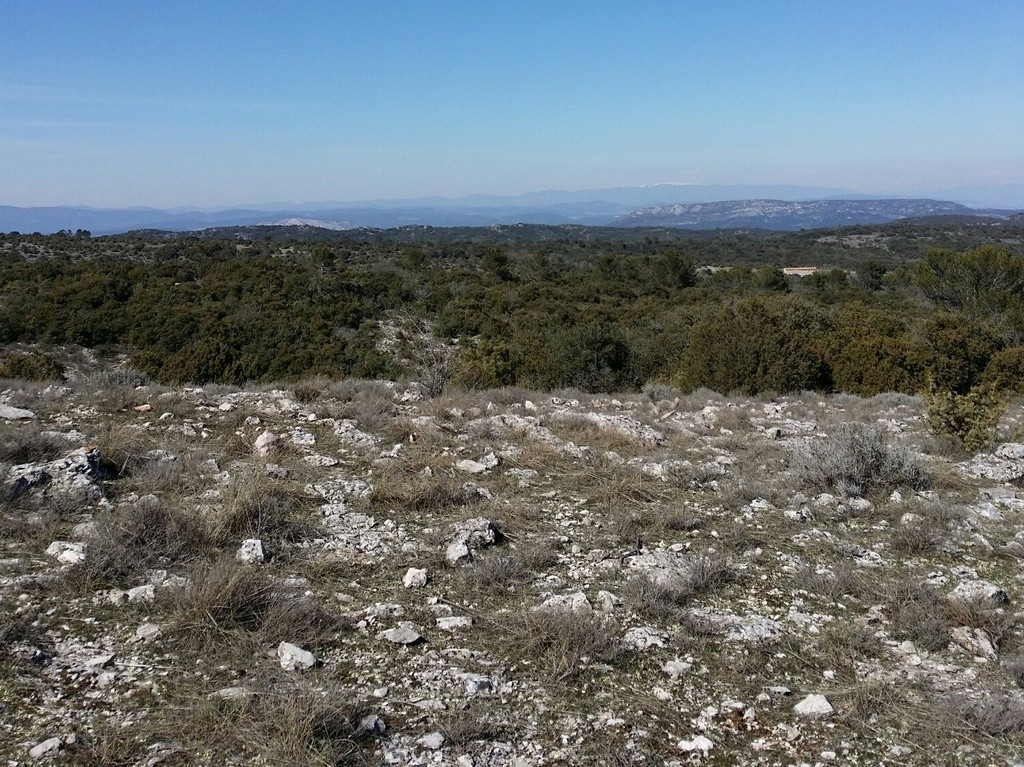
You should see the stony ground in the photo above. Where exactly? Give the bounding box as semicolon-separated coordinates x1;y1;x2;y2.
4;372;1024;766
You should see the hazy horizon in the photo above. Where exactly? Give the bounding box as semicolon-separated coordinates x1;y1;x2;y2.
2;1;1023;209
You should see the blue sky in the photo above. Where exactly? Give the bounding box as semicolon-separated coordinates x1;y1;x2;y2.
2;1;1023;207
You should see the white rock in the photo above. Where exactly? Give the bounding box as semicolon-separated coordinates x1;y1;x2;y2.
254;430;281;457
277;641;318;671
794;694;834;718
379;624;423;645
29;737;62;759
446;540;471;566
0;404;35;420
456;458;488;474
127;584;155;602
950;579;1009;606
236;538;266;564
45;540;86;565
436;616;472;631
131;623;162;644
210;686;253;701
417;732;445;750
403;567;428;588
677;735;714;757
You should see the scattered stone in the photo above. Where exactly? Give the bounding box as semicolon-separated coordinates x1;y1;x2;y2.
417;732;445;750
403;567;428;588
236;538;266;564
0;404;36;420
277;641;318;671
254;430;281;457
677;735;714;757
45;540;86;565
28;737;62;759
950;579;1009;606
794;694;834;718
379;623;424;645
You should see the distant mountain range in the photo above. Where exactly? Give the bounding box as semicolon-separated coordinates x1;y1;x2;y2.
612;198;1017;230
1;184;1022;235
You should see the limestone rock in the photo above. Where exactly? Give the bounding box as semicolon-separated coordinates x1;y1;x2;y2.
794;694;834;718
29;737;62;759
254;430;281;457
0;404;36;420
236;538;266;564
277;641;318;671
950;579;1009;606
403;567;428;588
45;540;86;565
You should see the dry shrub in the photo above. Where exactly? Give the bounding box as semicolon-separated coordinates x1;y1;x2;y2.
64;496;211;589
369;472;477;515
211;471;317;545
0;423;67;464
497;609;622;682
166;557;342;645
881;579;951;652
796;422;930;497
197;683;373;767
433;711;506;748
622;574;692;620
463;554;530;592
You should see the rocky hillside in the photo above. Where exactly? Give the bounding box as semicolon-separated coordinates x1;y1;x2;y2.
3;372;1024;765
614;199;996;230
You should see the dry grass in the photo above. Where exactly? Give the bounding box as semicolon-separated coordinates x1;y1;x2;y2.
163;557;344;647
210;470;318;545
187;683;374;766
63;495;211;589
491;609;622;683
368;471;478;515
0;423;67;464
462;553;530;593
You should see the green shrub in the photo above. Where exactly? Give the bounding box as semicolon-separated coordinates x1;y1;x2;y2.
0;351;65;381
924;381;1005;452
982;347;1024;394
674;295;832;395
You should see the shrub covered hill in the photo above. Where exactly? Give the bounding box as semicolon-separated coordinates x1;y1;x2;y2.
5;220;1024;764
2;217;1024;403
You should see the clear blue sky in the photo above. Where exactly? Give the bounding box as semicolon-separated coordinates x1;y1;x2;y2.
2;1;1022;207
